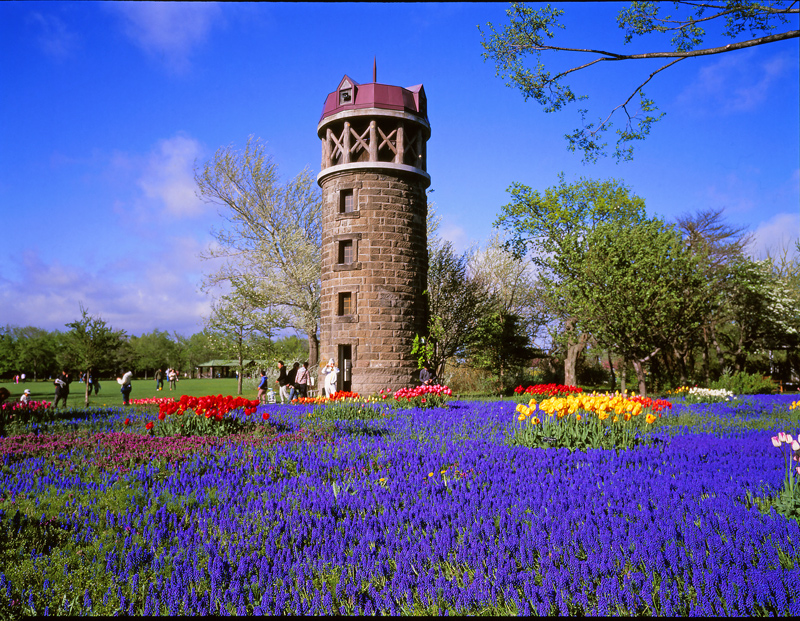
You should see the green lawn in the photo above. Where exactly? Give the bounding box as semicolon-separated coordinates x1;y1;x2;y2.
0;377;262;408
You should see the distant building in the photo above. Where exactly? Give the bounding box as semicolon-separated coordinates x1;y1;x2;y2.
197;360;257;379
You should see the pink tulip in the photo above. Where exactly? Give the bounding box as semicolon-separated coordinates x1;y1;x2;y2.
772;436;781;448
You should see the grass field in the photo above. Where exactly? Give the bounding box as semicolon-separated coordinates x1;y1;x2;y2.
0;377;261;408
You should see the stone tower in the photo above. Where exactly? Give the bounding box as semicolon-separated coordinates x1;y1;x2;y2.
317;72;431;396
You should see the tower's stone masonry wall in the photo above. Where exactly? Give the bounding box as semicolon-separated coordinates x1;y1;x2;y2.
320;170;428;395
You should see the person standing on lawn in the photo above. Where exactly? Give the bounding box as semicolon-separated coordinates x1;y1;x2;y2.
287;362;300;402
257;370;269;404
155;368;164;391
117;371;133;405
322;358;339;398
275;361;290;404
53;371;70;408
295;362;309;399
20;389;31;404
168;368;178;391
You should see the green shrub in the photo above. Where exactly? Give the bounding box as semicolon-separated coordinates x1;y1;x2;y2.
710;371;776;395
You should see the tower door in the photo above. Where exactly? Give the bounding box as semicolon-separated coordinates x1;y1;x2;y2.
338;344;352;393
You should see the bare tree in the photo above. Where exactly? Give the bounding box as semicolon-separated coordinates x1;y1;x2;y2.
195;136;322;366
481;1;799;162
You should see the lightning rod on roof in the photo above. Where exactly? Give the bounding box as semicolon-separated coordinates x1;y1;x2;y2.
373;57;376;83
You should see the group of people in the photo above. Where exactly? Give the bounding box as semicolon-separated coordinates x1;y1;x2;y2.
154;368;179;391
255;358;437;404
18;359;437;410
12;373;26;384
259;360;312;404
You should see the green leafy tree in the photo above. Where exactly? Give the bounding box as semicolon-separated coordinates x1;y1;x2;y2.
175;330;220;379
0;326;18;377
480;2;799;162
467;311;537;392
13;327;57;381
64;305;127;406
566;218;708;396
205;290;285;395
422;239;496;382
718;257;800;373
495;173;647;385
129;329;178;379
195;136;322;367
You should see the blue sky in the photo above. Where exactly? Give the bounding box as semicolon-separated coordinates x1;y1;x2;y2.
1;2;798;337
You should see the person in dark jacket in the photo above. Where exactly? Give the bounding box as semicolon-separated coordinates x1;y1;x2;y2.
419;362;437;386
53;371;70;408
275;361;289;404
287;362;300;401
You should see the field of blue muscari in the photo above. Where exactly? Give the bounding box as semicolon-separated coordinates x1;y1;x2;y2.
1;395;799;616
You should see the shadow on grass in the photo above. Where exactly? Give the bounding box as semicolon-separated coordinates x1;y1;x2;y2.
336;423;391;438
1;511;75;558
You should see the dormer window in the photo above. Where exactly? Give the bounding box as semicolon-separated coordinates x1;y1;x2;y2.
339;88;352;105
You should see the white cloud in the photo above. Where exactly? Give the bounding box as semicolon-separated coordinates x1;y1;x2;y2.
675;49;794;115
28;12;79;60
439;224;471;253
137;135;206;218
0;238;218;336
748;212;800;261
112;2;222;73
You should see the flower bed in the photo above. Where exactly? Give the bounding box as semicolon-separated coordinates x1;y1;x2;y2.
130;397;176;406
0;396;799;615
513;383;583;401
512;392;673;451
669;386;736;404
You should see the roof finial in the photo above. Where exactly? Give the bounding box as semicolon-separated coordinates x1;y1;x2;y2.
373;56;376;83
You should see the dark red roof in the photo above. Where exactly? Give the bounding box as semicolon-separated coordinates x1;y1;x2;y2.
320;75;428;124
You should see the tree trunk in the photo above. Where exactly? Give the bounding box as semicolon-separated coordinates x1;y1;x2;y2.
563;320;588;387
607;351;616;392
632;359;647;397
620;358;627;393
701;326;711;384
84;369;90;407
710;323;724;379
307;331;319;368
237;350;244;395
676;349;687;386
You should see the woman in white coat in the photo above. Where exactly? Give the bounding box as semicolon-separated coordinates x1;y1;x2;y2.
117;371;133;405
322;358;339;398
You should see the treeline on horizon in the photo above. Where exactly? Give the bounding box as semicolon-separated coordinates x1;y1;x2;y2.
0;327;308;381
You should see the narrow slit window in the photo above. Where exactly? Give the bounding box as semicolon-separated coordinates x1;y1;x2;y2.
338;292;352;316
340;189;354;213
338;240;354;264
